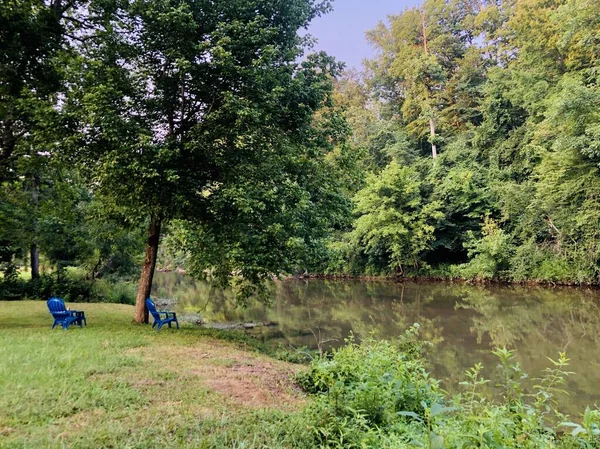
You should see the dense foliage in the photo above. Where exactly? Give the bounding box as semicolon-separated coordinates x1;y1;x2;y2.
296;327;600;448
0;0;349;308
321;0;600;284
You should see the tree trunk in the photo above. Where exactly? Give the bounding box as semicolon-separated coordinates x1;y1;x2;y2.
429;117;437;159
134;216;161;323
31;173;40;279
421;9;429;55
421;9;438;160
30;244;40;280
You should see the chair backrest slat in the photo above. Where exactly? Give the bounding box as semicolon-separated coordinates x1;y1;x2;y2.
145;298;161;321
47;297;67;317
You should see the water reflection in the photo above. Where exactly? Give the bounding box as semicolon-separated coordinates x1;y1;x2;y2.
153;273;600;414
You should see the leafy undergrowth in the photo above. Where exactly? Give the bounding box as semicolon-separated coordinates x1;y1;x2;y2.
297;326;600;448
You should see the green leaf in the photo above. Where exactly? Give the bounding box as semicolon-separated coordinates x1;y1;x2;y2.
430;433;444;449
398;411;424;422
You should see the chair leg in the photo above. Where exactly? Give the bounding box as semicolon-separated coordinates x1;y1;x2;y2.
157;322;163;331
168;322;172;328
176;320;179;329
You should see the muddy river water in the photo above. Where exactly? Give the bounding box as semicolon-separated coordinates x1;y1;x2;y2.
153;273;600;415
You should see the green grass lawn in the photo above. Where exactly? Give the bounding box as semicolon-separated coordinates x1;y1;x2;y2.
0;301;306;449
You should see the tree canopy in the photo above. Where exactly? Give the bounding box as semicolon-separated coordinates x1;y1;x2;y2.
63;0;347;319
322;0;600;284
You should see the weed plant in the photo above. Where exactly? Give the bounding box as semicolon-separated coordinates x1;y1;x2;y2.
297;325;600;448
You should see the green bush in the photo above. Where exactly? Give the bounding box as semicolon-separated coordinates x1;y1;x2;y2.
8;272;96;302
323;240;354;275
297;328;600;449
0;263;25;300
457;217;513;281
93;278;136;304
298;325;441;447
511;241;598;285
3;270;137;304
26;272;95;302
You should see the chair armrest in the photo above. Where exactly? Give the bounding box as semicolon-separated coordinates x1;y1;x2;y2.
53;311;78;317
158;310;176;317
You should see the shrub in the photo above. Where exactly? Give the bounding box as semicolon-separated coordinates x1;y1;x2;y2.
457;217;513;281
297;328;600;449
26;273;95;302
298;325;441;447
4;270;136;304
511;241;599;285
0;263;25;300
323;240;354;275
93;278;136;305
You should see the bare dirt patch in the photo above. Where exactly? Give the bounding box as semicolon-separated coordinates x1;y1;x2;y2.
128;339;306;410
198;360;303;409
0;426;15;437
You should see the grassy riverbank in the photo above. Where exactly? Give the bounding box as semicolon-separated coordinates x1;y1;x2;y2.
0;301;306;448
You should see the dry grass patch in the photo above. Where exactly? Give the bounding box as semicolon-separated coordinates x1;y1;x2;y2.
129;339;306;410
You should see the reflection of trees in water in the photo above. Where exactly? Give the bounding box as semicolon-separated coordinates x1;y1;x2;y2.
152;272;237;319
269;280;445;350
153;273;600;414
456;286;600;347
450;285;600;415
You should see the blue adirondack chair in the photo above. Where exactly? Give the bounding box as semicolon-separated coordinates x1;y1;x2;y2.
47;297;87;330
146;298;179;331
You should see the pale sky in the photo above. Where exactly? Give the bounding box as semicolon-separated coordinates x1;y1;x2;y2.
307;0;422;70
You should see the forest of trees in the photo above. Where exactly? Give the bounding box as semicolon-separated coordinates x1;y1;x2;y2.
0;0;350;320
324;0;600;284
1;0;599;316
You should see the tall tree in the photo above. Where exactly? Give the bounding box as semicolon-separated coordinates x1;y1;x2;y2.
0;0;80;178
66;0;348;322
366;0;483;159
0;0;89;278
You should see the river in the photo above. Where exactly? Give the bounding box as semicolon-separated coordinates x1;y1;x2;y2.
153;272;600;415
